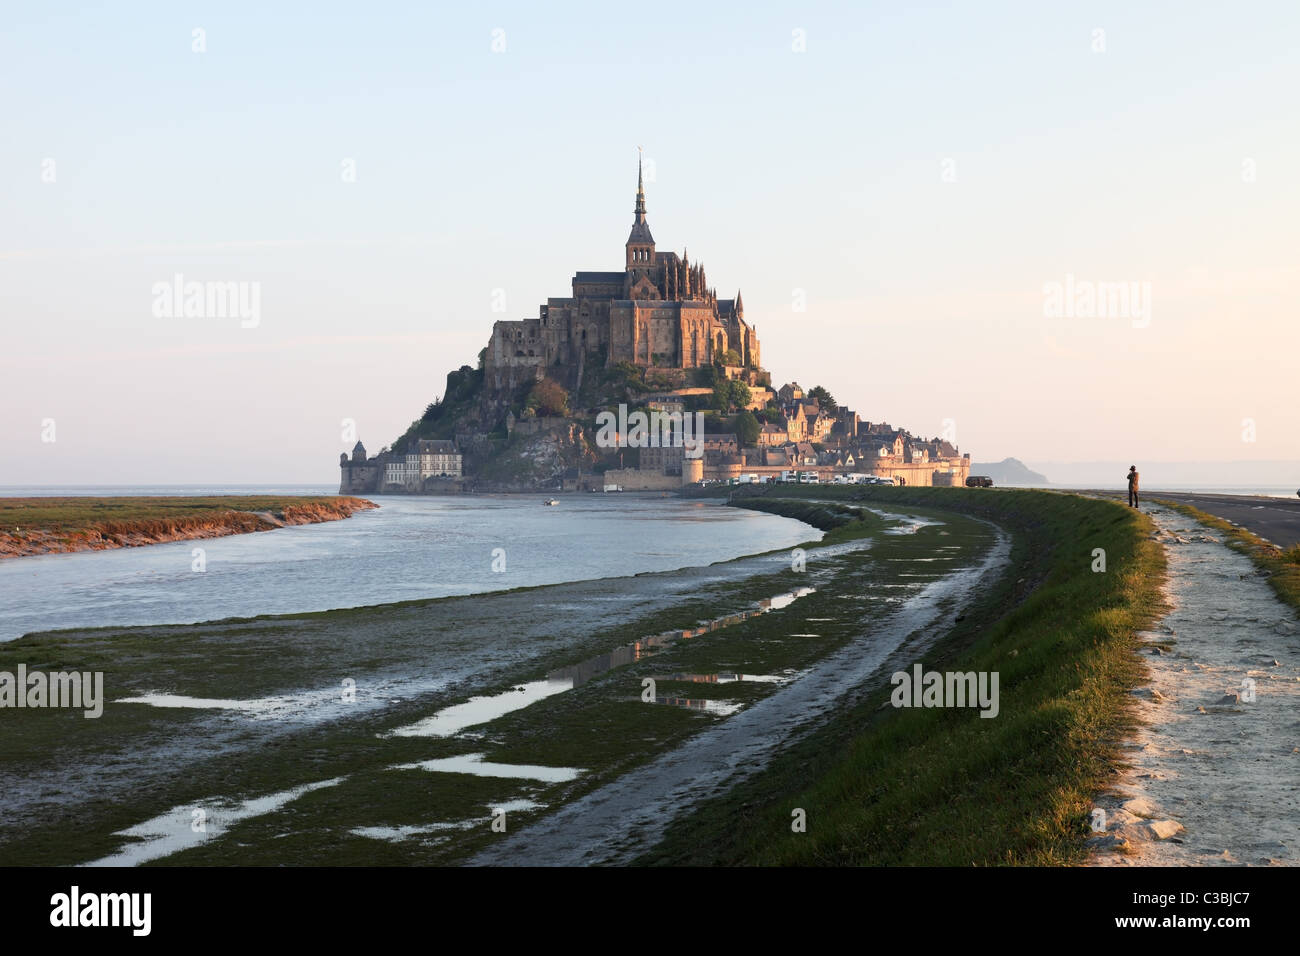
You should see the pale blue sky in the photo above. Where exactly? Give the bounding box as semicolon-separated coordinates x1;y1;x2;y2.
2;1;1296;483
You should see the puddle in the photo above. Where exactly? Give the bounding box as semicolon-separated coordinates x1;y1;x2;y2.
390;753;583;783
653;672;793;685
550;587;816;690
767;590;808;610
859;509;943;535
387;678;572;738
351;821;471;841
491;798;545;814
116;694;283;714
351;799;544;843
116;675;446;722
386;587;815;741
652;696;744;716
85;777;345;867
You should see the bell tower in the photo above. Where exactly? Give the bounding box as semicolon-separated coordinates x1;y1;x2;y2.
625;149;656;270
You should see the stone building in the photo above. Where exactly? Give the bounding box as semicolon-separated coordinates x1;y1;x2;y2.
339;441;381;495
415;439;462;479
339;437;464;494
484;157;766;396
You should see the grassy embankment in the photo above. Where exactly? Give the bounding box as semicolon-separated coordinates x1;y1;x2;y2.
1156;499;1300;615
0;496;376;558
644;484;1167;865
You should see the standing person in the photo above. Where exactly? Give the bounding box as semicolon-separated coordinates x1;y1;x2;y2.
1127;465;1140;509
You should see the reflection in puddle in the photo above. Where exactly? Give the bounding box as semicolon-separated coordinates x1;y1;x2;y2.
651;696;744;716
653;672;792;685
391;753;582;783
85;777;346;867
388;678;572;738
549;587;816;690
384;587;815;742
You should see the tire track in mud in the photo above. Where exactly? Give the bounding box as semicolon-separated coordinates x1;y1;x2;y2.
468;525;1011;867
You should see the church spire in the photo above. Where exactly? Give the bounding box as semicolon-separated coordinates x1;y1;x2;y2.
625;148;655;260
634;147;647;221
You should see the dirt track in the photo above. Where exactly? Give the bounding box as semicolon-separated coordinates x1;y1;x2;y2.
1090;504;1300;866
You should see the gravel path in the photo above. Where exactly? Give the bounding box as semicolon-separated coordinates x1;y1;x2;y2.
1090;504;1300;866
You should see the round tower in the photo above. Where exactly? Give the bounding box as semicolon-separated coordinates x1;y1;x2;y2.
682;457;704;486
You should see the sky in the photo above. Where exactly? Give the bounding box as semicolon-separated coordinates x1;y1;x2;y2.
2;1;1296;484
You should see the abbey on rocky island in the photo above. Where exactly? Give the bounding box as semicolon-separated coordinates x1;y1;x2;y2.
337;157;972;495
484;154;767;399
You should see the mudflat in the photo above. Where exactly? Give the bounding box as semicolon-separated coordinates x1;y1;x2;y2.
0;502;997;866
0;496;376;558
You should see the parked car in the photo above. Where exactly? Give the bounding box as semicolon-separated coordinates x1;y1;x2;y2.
965;476;994;488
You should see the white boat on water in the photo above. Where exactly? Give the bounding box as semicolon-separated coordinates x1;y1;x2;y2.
544;498;560;506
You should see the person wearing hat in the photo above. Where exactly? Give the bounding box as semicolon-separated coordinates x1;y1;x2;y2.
1127;465;1140;509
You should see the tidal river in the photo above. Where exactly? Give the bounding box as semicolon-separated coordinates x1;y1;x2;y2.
0;493;815;642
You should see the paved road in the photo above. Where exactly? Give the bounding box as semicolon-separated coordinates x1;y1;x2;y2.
1086;490;1300;549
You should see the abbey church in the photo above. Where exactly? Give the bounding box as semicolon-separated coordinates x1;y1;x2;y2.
484;157;767;396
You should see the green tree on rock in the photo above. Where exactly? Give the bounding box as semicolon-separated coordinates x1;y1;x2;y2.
808;385;838;414
528;378;570;417
735;410;760;447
